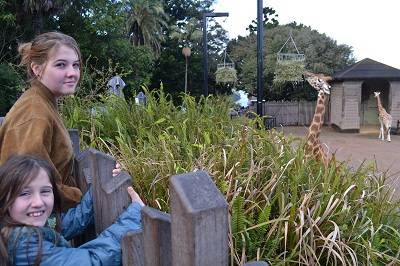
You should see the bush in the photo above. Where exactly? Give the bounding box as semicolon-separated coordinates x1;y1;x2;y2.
61;89;400;265
0;63;24;116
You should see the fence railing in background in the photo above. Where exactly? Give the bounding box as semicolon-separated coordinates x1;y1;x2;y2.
249;101;329;126
68;129;269;266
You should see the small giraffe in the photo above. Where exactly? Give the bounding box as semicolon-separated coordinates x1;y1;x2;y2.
373;91;392;142
303;72;332;167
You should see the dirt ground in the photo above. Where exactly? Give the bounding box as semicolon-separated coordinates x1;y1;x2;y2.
281;125;400;199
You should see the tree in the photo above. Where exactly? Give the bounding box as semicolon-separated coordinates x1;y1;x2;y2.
170;18;202;93
21;0;69;35
125;0;168;55
229;22;355;99
246;6;279;34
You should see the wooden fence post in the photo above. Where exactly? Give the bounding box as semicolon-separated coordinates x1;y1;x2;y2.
68;129;80;157
122;230;145;266
170;171;229;266
243;261;270;266
141;206;172;266
91;150;132;234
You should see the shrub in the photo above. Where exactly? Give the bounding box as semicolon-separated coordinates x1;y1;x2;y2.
61;89;400;265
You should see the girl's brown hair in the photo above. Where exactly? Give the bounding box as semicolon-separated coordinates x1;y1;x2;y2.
18;31;83;81
0;155;62;266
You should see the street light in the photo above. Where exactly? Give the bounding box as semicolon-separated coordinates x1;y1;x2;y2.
202;12;229;96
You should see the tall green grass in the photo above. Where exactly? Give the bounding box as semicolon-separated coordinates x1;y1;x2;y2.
61;88;400;265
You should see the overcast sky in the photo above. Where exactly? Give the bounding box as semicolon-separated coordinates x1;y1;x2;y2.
212;0;400;69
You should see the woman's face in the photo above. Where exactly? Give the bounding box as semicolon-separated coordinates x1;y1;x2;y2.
8;168;54;227
32;44;80;99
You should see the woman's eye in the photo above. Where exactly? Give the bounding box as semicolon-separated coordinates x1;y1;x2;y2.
56;63;66;68
73;63;80;69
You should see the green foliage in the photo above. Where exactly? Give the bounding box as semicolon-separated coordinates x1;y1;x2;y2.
62;89;400;265
215;66;237;85
273;61;305;86
229;23;355;98
0;63;24;115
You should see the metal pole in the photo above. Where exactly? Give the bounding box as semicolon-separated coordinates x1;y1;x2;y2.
202;12;229;97
202;14;208;96
256;0;264;117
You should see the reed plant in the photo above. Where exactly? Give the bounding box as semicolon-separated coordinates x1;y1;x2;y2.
61;88;400;265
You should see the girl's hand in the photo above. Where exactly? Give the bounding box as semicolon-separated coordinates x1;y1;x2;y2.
112;162;122;177
127;186;145;206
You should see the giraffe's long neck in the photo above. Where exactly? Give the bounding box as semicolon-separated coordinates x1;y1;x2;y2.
376;95;384;113
307;91;326;140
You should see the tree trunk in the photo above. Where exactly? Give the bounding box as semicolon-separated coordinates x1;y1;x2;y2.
32;10;43;35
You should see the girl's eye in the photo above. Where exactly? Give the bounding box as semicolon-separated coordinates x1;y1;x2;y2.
41;189;53;194
19;191;30;197
73;63;80;69
56;62;66;68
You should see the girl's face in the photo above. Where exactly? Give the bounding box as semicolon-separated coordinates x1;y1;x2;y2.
32;44;80;99
8;168;54;227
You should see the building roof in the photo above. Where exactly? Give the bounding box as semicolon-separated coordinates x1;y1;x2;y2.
333;58;400;81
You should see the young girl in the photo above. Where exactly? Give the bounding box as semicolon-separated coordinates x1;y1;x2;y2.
0;155;143;266
0;32;121;211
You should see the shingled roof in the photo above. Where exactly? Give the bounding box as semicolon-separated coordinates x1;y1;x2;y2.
333;58;400;81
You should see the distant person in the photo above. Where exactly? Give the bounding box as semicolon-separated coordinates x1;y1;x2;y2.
0;32;121;210
0;155;143;266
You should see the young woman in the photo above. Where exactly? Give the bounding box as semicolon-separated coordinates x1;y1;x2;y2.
0;32;120;210
0;154;143;266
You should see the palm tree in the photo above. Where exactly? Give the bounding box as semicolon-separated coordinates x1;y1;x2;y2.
125;0;168;55
22;0;67;35
170;18;202;93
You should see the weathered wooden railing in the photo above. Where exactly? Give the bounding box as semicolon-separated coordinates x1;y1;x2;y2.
70;129;271;265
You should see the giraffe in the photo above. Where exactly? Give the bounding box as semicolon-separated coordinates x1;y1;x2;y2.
373;91;392;142
303;72;332;167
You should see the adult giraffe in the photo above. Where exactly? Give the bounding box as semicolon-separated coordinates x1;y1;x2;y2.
374;91;392;142
303;72;332;167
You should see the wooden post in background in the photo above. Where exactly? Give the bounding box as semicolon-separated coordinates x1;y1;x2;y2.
68;129;80;157
170;171;229;266
142;206;172;266
91;150;132;234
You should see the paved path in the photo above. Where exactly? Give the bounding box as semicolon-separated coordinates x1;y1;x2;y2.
282;126;400;199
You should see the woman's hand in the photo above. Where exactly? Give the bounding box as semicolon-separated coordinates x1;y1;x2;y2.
127;186;145;206
112;162;122;177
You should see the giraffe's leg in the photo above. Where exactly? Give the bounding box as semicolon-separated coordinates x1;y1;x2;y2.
387;126;391;142
379;121;384;140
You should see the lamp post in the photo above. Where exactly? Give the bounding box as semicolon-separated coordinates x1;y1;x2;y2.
256;0;264;117
202;12;229;96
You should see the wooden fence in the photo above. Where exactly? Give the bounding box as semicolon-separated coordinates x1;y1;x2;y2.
249;101;330;126
69;129;270;266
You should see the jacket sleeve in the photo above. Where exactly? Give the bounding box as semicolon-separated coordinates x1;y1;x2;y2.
61;187;94;240
13;203;142;266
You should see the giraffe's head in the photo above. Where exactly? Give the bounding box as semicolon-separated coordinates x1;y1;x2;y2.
304;72;332;95
373;91;381;98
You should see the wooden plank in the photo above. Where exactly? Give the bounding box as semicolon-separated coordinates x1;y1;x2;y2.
122;230;144;266
68;129;80;157
91;150;132;234
170;171;228;266
141;206;172;266
243;261;270;266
